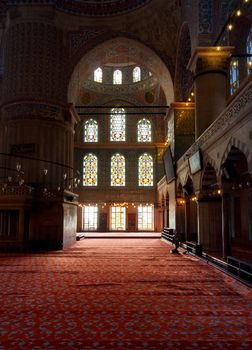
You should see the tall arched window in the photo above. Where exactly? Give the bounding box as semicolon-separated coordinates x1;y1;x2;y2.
111;153;125;186
137;118;152;142
113;69;122;84
94;67;103;83
247;28;252;74
138;153;153;186
84;119;98;142
83;153;98;186
230;59;239;95
133;66;141;83
110;107;126;141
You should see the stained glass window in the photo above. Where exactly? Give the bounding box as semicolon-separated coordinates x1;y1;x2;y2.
137;118;152;142
230;59;239;95
138;153;153;186
83;153;97;186
113;69;122;84
110;107;126;141
133;66;141;83
111;153;125;186
247;28;252;74
94;67;102;83
84;119;98;142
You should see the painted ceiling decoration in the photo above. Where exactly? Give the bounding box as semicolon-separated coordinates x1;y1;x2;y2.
4;0;152;16
58;0;152;16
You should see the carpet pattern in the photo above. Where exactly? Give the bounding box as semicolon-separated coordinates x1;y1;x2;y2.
0;238;252;349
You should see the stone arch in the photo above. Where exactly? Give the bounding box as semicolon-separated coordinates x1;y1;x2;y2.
202;154;218;176
183;175;194;196
68;36;174;106
201;163;218;194
221;146;249;184
219;137;250;177
174;22;193;101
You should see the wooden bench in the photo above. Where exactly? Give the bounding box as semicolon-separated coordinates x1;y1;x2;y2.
186;241;203;257
161;227;174;243
227;256;252;283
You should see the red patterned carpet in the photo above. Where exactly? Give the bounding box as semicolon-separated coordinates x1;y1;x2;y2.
0;238;252;350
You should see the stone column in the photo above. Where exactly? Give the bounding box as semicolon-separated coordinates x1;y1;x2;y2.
1;7;76;188
188;47;233;138
0;7;79;249
197;196;222;252
166;102;195;161
222;192;231;259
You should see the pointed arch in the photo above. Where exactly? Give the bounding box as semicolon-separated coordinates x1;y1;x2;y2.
68;37;174;106
201;163;218;193
219;137;251;176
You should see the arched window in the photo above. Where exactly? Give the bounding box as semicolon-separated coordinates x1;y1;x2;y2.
230;59;239;95
111;153;125;186
94;67;103;83
113;69;122;84
110;107;126;141
247;28;252;74
133;66;141;83
84;119;98;142
138;153;153;186
83;153;98;186
137;118;152;142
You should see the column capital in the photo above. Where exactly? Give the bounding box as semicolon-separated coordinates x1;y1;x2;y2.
188;46;234;75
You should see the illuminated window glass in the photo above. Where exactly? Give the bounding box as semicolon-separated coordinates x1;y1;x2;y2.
137;118;152;142
230;59;239;95
110;107;126;141
247;28;252;74
113;69;122;84
138;153;153;186
133;66;141;83
82;205;98;231
83;153;97;186
111;206;126;231
84;119;98;142
111;153;125;186
94;67;103;83
138;205;154;230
